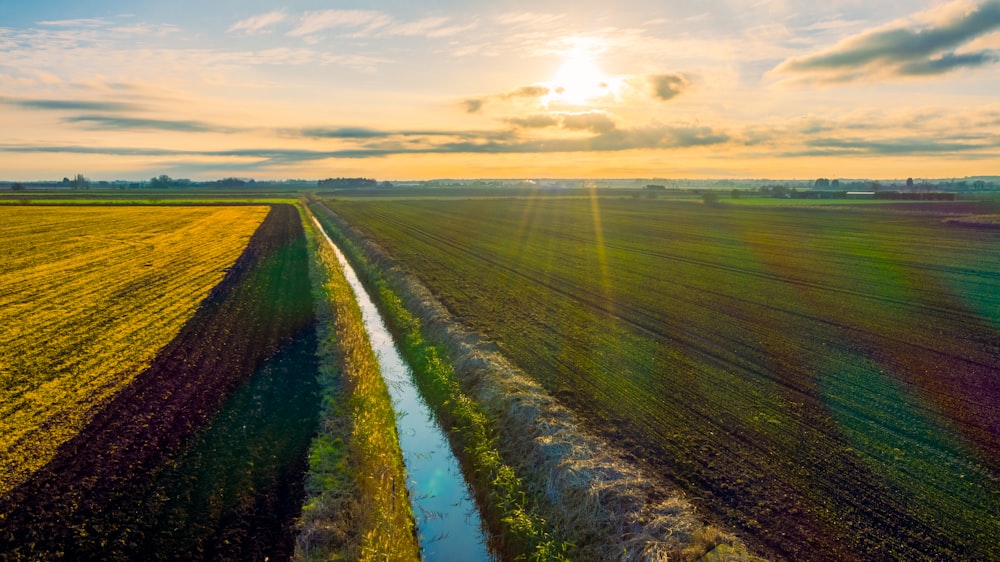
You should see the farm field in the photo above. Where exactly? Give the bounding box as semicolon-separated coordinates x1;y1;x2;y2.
0;204;322;560
0;205;268;495
322;196;1000;561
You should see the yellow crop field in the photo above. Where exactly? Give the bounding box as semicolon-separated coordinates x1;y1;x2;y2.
0;205;269;495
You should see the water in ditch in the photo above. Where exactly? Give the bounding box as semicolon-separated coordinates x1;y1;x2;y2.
314;217;495;562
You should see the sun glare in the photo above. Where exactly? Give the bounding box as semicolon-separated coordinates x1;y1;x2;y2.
547;46;612;106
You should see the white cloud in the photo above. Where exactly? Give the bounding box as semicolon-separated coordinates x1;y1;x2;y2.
494;12;567;27
37;18;110;28
287;10;477;40
427;21;480;38
384;16;451;36
34;70;63;85
228;11;287;35
289;10;391;37
111;23;181;37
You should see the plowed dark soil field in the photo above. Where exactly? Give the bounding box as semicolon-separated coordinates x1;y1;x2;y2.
0;204;320;561
323;196;1000;561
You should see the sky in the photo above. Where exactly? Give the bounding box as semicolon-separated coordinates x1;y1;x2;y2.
1;0;999;181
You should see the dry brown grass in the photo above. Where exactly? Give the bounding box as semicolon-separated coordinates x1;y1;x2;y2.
943;214;1000;227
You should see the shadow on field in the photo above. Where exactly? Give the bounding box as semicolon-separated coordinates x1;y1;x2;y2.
0;204;320;561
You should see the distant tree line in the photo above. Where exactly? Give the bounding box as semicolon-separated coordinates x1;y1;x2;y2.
873;191;956;200
317;177;378;189
813;177;998;192
207;177;255;188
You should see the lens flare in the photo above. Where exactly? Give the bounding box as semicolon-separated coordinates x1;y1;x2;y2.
545;42;616;106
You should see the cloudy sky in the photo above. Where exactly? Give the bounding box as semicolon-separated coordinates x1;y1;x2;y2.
1;0;999;180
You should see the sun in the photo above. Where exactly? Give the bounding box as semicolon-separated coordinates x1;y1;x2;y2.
546;46;612;106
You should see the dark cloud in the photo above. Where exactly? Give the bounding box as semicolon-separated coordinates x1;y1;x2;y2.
775;0;1000;79
0;145;182;157
804;136;996;155
462;85;550;114
898;50;998;75
1;97;140;112
63;115;226;132
598;124;728;150
433;123;728;154
0;144;388;162
648;73;690;101
299;127;518;144
463;98;484;113
561;112;616;134
301;126;391;138
503;85;550;99
506;114;560;128
506;112;615;133
0;120;729;168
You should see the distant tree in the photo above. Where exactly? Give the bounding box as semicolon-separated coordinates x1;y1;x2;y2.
702;191;721;206
831;179;840;188
814;178;830;189
216;177;247;188
11;182;25;191
767;185;792;197
731;188;741;199
906;177;914;189
72;173;89;189
150;174;173;188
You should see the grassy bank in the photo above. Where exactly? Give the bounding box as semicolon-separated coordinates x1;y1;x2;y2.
295;206;419;561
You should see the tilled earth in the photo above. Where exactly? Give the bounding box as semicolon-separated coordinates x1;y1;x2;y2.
0;204;320;561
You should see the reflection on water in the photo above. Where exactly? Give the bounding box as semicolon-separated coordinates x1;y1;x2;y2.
314;217;494;562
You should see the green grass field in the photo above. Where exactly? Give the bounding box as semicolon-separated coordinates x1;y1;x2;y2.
322;195;1000;561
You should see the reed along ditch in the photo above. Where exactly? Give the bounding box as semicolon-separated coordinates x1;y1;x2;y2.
0;204;322;561
310;214;495;562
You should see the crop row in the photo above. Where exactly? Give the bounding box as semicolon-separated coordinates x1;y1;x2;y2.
0;206;269;496
0;204;320;560
325;196;1000;561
